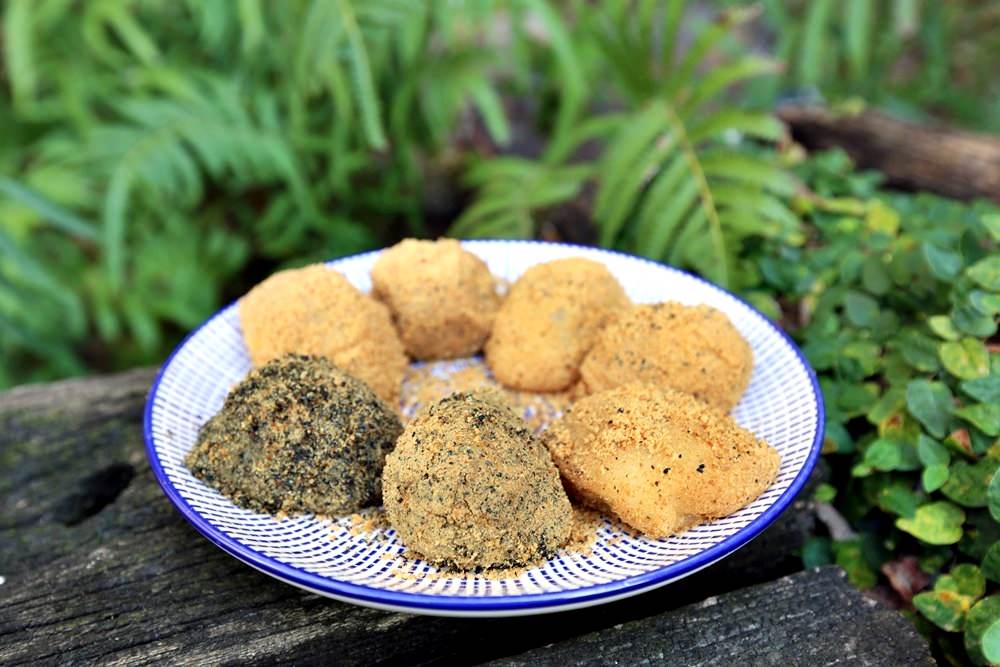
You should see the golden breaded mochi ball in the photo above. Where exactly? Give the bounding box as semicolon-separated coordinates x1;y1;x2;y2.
486;257;630;392
238;264;408;405
371;239;500;360
580;302;753;412
544;383;780;538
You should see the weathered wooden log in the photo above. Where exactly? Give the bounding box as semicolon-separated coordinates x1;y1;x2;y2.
487;566;935;666
0;369;929;665
779;105;1000;202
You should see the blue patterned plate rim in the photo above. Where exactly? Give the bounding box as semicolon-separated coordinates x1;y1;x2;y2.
144;240;824;614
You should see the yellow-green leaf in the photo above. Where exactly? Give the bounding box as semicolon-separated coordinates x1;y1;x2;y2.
965;596;1000;666
956;403;1000;437
896;501;966;545
940;338;990;380
928;315;961;341
967;256;1000;291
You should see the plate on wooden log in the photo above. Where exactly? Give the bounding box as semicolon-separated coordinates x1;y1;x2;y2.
144;240;823;617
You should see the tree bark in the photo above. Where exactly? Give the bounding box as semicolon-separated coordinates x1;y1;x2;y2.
779;106;1000;202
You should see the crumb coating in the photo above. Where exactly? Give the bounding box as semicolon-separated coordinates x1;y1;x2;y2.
581;302;753;411
186;354;403;516
544;383;780;538
238;264;407;405
486;258;629;392
371;238;500;360
383;392;572;570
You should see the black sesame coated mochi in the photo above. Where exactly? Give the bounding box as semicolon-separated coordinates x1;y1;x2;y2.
382;392;573;570
186;354;403;516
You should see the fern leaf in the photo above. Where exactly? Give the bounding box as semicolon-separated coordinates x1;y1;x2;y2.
639;165;700;260
595;102;670;244
450;159;590;239
632;152;689;256
544;113;627;164
337;0;387;149
667;4;760;97
798;0;834;85
471;83;511;146
523;0;587;141
598;133;675;249
237;0;264;55
688;109;784;143
3;0;36;107
660;0;686;72
0;177;100;242
698;151;797;197
103;168;132;291
844;0;873;84
679;56;781;114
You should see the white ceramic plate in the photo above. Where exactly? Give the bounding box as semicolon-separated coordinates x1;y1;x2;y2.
144;240;823;617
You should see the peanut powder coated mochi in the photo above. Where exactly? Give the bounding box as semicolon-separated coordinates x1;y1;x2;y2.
485;258;630;392
186;354;403;516
544;383;780;538
382;392;573;570
580;302;753;411
371;238;500;360
238;263;408;405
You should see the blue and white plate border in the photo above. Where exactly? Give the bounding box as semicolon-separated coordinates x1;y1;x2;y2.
144;240;824;617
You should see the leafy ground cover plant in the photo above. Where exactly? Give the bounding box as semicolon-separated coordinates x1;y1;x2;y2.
751;149;1000;665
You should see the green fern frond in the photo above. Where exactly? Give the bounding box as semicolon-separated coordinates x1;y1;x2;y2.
90;78;315;290
0;177;100;242
449;159;592;239
582;3;793;287
82;0;161;66
3;0;36;108
453;2;796;287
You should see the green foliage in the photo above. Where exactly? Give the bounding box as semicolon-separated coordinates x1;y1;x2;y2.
896;502;965;546
915;563;985;633
746;0;1000;132
743;150;999;665
832;537;877;589
3;0;805;383
451;3;799;288
966;596;1000;665
0;0;582;383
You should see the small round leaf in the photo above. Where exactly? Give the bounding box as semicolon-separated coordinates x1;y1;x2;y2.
914;591;968;632
982;542;1000;583
906;379;954;439
923;464;949;493
940;338;990;380
922;243;963;280
896;501;966;545
929;315;961;341
943;459;1000;508
965;596;1000;665
989;469;1000;522
967;256;1000;290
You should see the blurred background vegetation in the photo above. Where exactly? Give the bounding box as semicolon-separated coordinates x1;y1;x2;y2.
3;0;998;387
4;2;1000;662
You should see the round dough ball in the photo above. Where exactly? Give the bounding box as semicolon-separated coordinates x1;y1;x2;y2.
486;258;629;392
371;238;500;360
383;392;572;569
239;263;408;405
544;383;780;538
186;354;403;516
580;302;753;411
